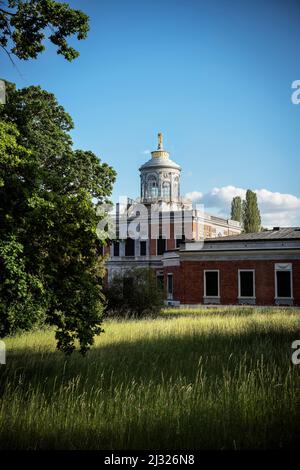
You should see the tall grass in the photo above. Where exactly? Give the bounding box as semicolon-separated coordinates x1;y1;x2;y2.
1;308;300;449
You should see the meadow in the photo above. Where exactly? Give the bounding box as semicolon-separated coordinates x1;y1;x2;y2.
0;307;300;449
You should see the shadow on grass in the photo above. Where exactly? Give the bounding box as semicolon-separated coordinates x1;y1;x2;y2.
1;323;300;450
1;324;299;393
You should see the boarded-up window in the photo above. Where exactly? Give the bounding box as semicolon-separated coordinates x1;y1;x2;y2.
276;271;292;298
205;271;219;297
275;263;292;298
113;241;119;257
140;241;147;256
239;271;254;297
157;237;166;255
167;274;173;298
125;238;135;256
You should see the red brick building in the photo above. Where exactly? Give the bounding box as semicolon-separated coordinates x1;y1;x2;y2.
162;228;300;307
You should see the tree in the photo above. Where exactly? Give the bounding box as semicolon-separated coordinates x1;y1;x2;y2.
243;189;261;233
105;268;164;317
0;121;46;334
0;84;116;353
230;196;242;223
0;0;89;62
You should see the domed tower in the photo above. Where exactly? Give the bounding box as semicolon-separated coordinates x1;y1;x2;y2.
139;133;181;207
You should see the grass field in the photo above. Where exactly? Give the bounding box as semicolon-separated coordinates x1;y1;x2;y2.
1;307;300;449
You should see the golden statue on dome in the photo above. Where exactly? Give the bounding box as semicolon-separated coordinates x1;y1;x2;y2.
158;132;163;150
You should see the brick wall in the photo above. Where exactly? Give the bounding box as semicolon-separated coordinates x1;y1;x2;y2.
163;259;300;306
150;238;157;256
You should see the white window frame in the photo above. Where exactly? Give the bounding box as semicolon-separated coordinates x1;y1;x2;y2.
167;273;173;300
275;263;293;299
204;270;220;298
238;269;256;299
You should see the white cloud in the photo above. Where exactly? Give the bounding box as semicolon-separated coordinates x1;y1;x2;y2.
185;185;300;228
185;190;203;201
142;149;151;155
255;189;300;212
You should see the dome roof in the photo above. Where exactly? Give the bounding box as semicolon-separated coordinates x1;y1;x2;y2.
139;132;181;171
139;156;181;171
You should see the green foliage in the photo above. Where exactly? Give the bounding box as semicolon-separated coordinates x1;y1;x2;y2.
0;84;116;353
230;191;261;233
105;267;164;317
0;0;89;61
243;189;261;233
0;121;46;334
230;196;242;222
0;235;46;335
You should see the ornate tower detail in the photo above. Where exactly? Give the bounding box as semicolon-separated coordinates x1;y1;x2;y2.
139;133;182;208
157;132;163;150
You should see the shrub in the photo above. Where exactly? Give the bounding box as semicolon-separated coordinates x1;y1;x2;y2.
105;267;164;317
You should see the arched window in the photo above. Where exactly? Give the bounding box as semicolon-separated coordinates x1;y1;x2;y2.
173;176;179;198
147;176;158;198
162;181;170;199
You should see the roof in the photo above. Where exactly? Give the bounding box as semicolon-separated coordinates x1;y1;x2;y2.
139;156;181;171
205;227;300;242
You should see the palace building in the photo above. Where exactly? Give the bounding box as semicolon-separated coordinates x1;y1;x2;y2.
105;133;300;307
106;133;241;280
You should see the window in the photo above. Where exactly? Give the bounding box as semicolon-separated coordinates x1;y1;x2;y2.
150;184;158;198
162;182;170;199
167;273;173;299
113;241;119;257
275;264;292;298
173;176;179;198
148;176;158;198
125;238;135;256
276;272;291;297
204;270;219;297
140;240;147;256
239;270;255;298
157;237;166;255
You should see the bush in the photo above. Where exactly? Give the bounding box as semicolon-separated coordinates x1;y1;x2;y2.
105;268;164;317
0;236;47;336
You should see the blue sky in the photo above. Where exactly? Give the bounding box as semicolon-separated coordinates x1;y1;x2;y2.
2;0;300;226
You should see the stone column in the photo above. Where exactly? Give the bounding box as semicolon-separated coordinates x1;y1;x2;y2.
120;240;125;257
135;238;139;258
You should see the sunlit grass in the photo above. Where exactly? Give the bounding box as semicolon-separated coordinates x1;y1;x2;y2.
1;308;300;449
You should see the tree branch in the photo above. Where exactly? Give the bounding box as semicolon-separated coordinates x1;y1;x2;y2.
0;7;16;16
0;44;25;80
